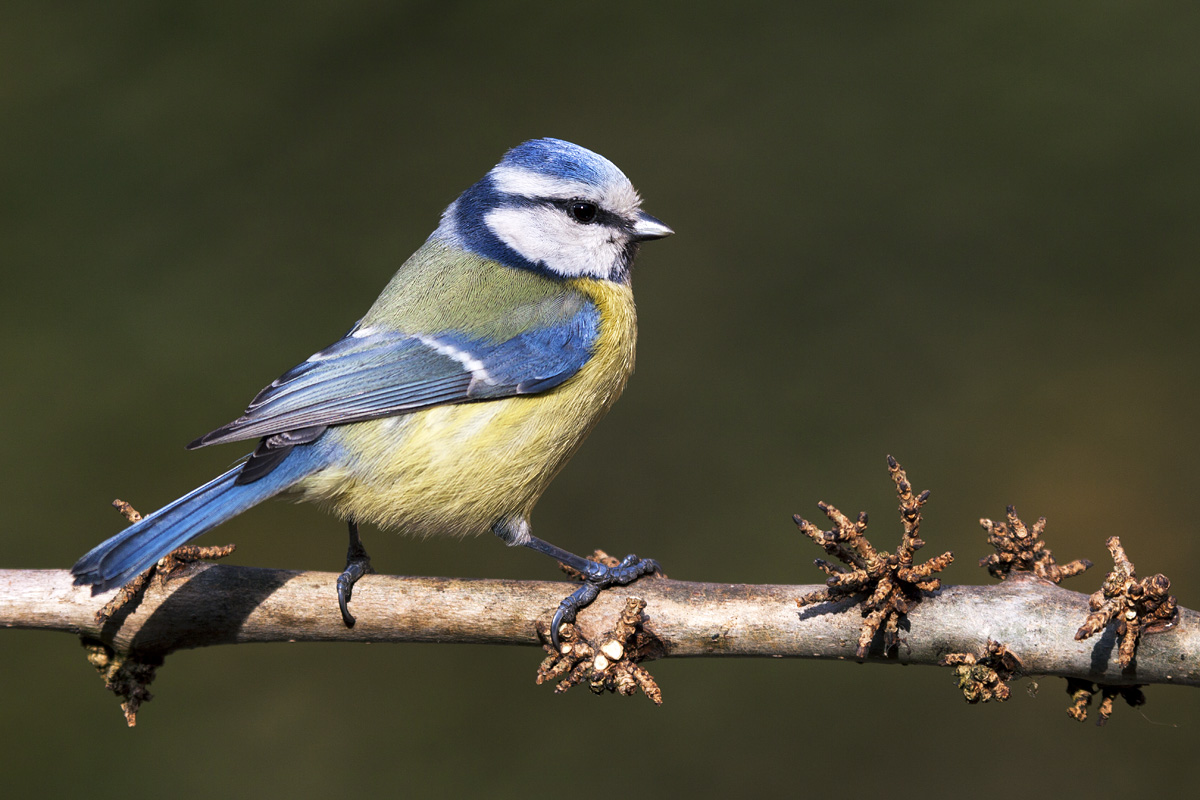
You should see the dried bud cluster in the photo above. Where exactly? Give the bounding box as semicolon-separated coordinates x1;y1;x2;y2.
536;597;662;704
96;500;237;623
82;638;162;727
1074;537;1177;668
1065;678;1145;725
940;639;1021;703
978;505;1091;583
795;456;953;658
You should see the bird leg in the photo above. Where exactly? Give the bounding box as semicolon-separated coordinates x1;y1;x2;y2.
336;519;374;627
519;535;659;651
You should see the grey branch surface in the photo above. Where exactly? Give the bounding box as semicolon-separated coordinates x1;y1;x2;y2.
2;564;1198;687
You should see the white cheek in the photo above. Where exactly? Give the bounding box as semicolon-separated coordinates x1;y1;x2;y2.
485;206;622;279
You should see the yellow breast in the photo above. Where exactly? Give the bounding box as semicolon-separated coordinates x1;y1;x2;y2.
293;278;637;537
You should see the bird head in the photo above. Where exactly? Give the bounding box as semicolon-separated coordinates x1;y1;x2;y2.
434;138;672;284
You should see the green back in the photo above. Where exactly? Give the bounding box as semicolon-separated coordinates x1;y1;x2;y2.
361;238;587;343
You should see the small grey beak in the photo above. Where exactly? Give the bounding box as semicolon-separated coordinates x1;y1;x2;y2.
630;211;674;242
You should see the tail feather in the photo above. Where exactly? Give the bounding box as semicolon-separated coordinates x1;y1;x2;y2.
72;447;328;594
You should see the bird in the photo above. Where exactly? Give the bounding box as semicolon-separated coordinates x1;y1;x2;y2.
71;138;672;647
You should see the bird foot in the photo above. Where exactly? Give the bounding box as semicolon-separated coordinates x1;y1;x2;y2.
550;553;659;650
336;556;373;627
337;522;374;627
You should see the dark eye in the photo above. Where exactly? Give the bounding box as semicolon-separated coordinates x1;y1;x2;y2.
568;201;598;224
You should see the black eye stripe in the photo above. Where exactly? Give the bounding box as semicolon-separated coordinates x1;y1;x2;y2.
501;195;624;228
549;198;622;227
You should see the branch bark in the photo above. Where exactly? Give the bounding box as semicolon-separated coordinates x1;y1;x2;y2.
2;564;1197;687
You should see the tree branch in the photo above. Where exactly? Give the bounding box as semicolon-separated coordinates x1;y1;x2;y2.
3;565;1197;688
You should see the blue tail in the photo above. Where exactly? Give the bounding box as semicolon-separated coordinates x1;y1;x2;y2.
72;445;332;594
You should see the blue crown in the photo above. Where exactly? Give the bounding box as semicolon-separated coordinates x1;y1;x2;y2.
497;138;625;187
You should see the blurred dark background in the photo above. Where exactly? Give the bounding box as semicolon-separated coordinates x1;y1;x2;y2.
4;2;1199;796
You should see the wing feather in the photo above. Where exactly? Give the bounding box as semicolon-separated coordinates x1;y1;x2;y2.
189;301;600;450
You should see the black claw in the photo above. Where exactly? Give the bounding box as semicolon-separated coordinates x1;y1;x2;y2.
338;585;354;627
337;520;374;628
548;555;659;650
337;562;371;627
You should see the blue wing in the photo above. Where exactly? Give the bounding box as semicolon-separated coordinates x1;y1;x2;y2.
189;301;601;453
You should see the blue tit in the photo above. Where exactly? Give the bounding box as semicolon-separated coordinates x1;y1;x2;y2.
72;137;673;646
